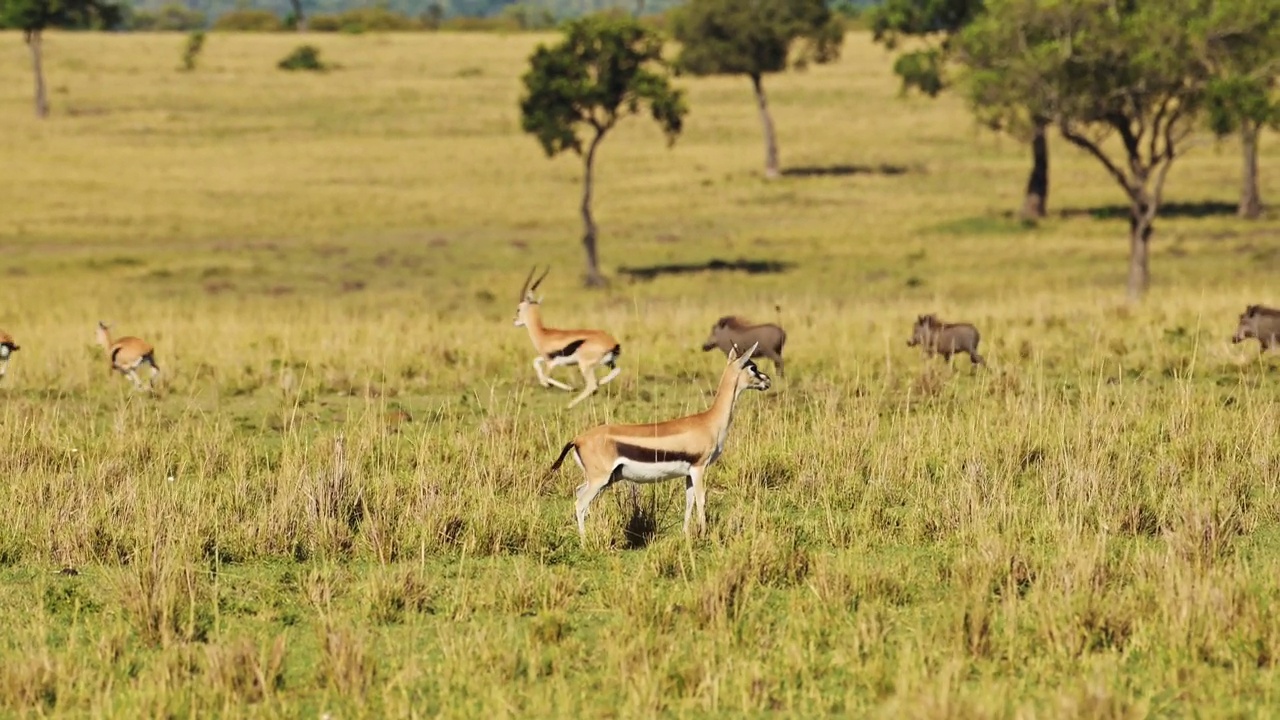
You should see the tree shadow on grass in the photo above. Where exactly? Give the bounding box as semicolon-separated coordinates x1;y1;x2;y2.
618;257;794;282
781;163;912;178
1056;201;1237;220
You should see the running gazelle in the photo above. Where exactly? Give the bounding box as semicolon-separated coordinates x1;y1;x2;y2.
0;330;18;380
96;321;160;390
547;342;772;542
513;266;621;408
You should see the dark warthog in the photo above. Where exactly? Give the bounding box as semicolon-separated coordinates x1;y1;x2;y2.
702;316;787;376
908;314;985;367
1232;304;1280;352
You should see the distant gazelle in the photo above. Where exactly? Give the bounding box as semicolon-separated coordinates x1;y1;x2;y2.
547;342;772;542
96;321;160;390
0;330;19;380
513;266;621;408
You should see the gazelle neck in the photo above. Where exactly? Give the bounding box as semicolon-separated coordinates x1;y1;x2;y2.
704;366;746;442
522;304;548;345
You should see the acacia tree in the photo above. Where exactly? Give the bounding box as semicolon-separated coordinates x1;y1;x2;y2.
1202;0;1280;219
957;0;1228;300
520;15;687;287
871;0;1052;220
1;0;119;118
671;0;842;179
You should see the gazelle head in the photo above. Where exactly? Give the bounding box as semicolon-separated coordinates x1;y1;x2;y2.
513;266;550;327
726;341;771;393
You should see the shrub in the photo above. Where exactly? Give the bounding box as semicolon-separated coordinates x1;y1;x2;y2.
131;2;207;31
278;44;328;72
213;9;284;32
181;31;206;71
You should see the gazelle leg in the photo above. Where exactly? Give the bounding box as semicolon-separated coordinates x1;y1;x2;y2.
575;469;614;543
682;475;696;534
127;368;146;391
599;365;621;386
690;465;708;535
533;357;574;391
567;362;599;408
0;359;7;379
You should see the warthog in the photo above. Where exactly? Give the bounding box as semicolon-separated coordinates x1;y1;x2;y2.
1232;304;1280;352
908;314;985;367
701;316;787;377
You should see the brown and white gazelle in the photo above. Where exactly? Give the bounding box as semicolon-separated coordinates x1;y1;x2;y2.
0;330;18;380
547;342;771;542
514;266;621;408
96;321;160;391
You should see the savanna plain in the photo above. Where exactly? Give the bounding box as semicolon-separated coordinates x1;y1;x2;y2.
2;28;1280;718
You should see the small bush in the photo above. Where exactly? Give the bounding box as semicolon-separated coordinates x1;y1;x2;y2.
213;9;284;32
180;31;206;72
278;44;328;72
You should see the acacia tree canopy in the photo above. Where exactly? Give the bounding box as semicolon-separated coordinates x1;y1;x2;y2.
868;0;984;97
1201;0;1280;218
671;0;842;178
957;0;1278;299
519;14;686;286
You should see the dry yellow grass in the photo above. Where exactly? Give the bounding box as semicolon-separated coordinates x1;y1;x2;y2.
0;29;1279;718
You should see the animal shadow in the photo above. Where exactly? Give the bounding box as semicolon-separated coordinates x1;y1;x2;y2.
618;258;794;282
620;491;658;550
781;163;911;178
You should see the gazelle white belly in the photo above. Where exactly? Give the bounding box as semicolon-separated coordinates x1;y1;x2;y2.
615;459;692;484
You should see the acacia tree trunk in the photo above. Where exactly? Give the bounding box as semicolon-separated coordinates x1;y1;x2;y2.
1239;122;1262;219
580;131;607;287
1127;204;1153;301
1020;121;1049;220
750;74;780;180
26;30;48;119
290;0;307;30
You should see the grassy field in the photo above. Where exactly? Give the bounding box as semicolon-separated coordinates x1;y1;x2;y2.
2;28;1280;717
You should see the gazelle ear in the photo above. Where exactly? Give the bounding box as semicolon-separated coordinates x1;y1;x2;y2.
737;341;759;364
727;342;741;363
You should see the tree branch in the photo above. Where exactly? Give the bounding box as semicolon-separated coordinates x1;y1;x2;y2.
1107;112;1144;180
1061;121;1140;205
1147;97;1170;166
1149;107;1185;217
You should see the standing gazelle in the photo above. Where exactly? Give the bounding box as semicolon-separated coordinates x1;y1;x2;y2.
547;342;772;542
96;321;160;391
0;330;18;380
514;266;621;408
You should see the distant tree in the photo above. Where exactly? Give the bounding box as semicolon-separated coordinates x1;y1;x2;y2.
957;0;1230;300
519;14;687;287
870;0;1051;222
1202;0;1280;219
1;0;120;118
671;0;842;179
